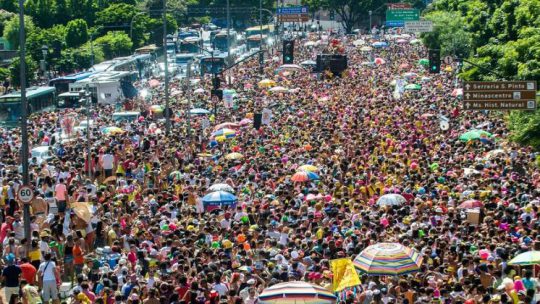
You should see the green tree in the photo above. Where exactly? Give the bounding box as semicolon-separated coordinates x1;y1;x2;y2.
94;31;132;59
95;3;149;48
2;15;37;50
146;14;177;47
0;10;15;37
68;0;96;24
421;11;472;57
26;24;66;65
9;56;37;87
54;0;70;25
0;0;17;13
66;19;88;48
25;0;55;28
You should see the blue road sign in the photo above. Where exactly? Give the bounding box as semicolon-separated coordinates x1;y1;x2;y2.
277;6;308;15
386;20;405;27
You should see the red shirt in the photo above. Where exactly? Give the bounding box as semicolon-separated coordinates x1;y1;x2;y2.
20;262;37;284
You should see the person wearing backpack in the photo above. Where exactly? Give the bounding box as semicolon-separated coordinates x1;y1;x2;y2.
37;253;60;304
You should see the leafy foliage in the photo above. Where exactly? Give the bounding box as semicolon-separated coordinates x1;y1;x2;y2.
94;31;133;59
66;19;89;48
3;15;37;50
9;56;37;87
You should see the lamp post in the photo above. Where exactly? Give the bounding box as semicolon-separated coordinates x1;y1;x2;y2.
18;0;31;249
163;0;171;135
41;45;49;81
258;0;263;75
369;10;372;34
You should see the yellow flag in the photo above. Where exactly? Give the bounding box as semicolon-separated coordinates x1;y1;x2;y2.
330;258;361;292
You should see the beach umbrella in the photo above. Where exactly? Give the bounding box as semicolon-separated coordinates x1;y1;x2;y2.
148;79;160;88
72;202;93;223
418;58;429;66
410;39;421;45
353;243;423;276
404;84;422;90
269;86;289;93
189;108;210;115
459;130;492;141
485;149;506;159
291;171;320;182
239;118;252;126
451;88;463;97
225;152;243;160
212;128;237;138
101;127;125;135
213;122;240;131
298;164;319;172
169;171;183;180
300;60;317;67
149;105;164;113
259;79;277;88
208;183;234;193
374;57;386;65
360;46;372;52
197;153;213;158
396;39;408;43
377;194;406;207
193;88;206;94
508;251;540;266
421;76;431;83
372;41;388;48
304;41;317;47
352;39;366;46
458;199;483;209
202;191;237;206
258;281;337;304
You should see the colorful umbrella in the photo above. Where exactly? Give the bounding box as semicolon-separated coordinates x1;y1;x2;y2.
360;46;372;52
377;194;407;206
458;199;483;209
278;64;304;71
189;108;211;115
149;105;164;113
298;165;319;172
169;171;183;180
396;39;408;43
508;251;540;266
258;281;337;304
291;171;320;182
208;183;234;193
213;122;240;131
353;243;423;276
418;58;429;66
451;88;463;97
258;79;277;88
101;127;125;135
148;79;160;88
459;129;492;141
372;41;388;48
202;191;237;206
404;84;422;90
374;58;386;65
239;118;252;126
225;152;243;160
269;86;289;93
197;153;213;158
212;128;237;138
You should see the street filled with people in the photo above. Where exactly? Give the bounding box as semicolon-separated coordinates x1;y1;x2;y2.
0;31;539;304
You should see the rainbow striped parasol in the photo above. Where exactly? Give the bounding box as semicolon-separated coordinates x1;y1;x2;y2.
258;281;337;304
353;243;423;276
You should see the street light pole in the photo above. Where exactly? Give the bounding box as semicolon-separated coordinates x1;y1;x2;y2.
186;60;191;141
369;10;372;34
226;0;231;85
163;0;171;135
259;0;263;75
18;0;31;246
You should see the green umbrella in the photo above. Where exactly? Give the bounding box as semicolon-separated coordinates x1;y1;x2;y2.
418;58;429;66
459;130;493;141
404;84;422;90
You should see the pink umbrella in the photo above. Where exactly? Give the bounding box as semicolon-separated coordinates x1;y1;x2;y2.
149;79;160;88
397;39;408;43
421;113;435;119
374;58;386;65
399;63;410;70
451;88;463;97
213;122;240;131
458;200;483;209
239;118;252;126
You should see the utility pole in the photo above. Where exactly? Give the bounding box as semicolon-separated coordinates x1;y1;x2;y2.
90;32;95;67
226;0;231;85
83;85;91;179
163;0;171;135
186;60;192;141
369;10;372;34
18;0;31;246
259;0;263;74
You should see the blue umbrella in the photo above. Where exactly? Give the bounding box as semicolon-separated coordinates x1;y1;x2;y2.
202;191;237;206
189;108;210;115
372;41;388;48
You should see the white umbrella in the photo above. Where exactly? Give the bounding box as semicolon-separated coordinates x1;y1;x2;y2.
360;46;373;52
377;194;407;206
208;183;234;193
300;60;316;67
269;86;289;93
352;39;366;46
278;64;304;71
193;88;205;94
304;41;317;47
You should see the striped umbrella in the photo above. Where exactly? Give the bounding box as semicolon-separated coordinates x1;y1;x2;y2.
353;243;423;276
212;128;237;138
298;165;319;172
258;281;337;304
291;171;320;182
508;251;540;266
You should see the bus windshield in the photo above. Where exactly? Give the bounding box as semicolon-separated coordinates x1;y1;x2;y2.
179;42;199;54
57;93;81;108
200;57;226;75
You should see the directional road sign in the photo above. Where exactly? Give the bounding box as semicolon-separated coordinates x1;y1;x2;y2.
463;81;537;110
18;185;34;203
404;21;433;33
443;56;453;65
276;6;308;15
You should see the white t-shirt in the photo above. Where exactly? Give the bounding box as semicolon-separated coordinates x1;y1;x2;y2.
38;260;57;281
102;154;114;170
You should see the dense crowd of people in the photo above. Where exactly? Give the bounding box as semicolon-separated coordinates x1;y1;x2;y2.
0;29;539;304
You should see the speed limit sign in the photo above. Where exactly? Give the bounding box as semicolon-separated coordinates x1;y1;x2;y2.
18;186;34;203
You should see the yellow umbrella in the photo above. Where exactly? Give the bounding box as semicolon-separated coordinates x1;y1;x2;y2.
298;164;319;172
225;152;244;160
258;79;277;88
72;202;93;223
444;66;453;72
198;153;213;158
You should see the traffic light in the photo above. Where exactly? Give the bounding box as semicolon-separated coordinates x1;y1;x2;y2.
428;49;441;74
283;40;295;64
212;75;220;90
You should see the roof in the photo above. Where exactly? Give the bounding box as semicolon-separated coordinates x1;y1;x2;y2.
49;72;94;83
0;86;55;100
58;92;81;97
